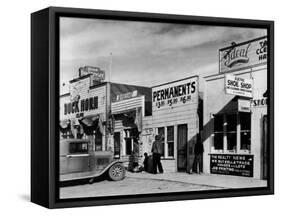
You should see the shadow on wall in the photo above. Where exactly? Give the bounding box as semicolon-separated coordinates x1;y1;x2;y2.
185;95;238;172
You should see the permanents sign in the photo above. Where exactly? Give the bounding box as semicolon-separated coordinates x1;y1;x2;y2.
210;154;253;177
219;36;267;73
152;76;198;109
225;74;253;98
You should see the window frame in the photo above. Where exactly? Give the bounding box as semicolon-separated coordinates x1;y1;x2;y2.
167;126;175;158
211;112;251;154
157;126;175;159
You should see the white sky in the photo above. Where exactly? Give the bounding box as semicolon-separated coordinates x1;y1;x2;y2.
60;17;266;93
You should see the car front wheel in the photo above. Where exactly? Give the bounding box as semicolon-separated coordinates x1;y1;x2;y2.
108;163;125;181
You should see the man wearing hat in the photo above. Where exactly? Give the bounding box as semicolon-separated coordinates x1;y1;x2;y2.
151;134;164;174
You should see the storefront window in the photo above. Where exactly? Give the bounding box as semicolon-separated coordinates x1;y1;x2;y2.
226;114;237;151
214;115;223;150
213;112;251;153
240;113;251;150
167;126;174;157
158;127;165;157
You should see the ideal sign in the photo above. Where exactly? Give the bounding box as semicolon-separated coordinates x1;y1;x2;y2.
225;74;253;98
152;76;198;110
219;36;267;73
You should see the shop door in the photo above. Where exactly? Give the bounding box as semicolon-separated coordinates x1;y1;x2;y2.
262;115;268;179
177;124;188;171
114;132;121;159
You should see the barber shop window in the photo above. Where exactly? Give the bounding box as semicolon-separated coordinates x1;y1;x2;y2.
226;114;237;152
214;115;224;150
240;113;251;150
212;112;251;153
167;126;174;157
158;127;165;157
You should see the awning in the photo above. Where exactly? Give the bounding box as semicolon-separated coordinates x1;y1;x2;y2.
113;110;136;128
78;115;104;135
113;107;142;132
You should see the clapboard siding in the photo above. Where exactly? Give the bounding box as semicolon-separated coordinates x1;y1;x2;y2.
152;76;199;128
112;96;144;115
60;84;107;120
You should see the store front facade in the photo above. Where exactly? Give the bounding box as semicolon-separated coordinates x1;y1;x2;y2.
60;70;152;171
151;76;200;173
110;94;146;169
203;36;268;179
60;75;108;152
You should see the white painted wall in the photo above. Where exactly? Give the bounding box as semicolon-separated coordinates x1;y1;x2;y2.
203;65;267;178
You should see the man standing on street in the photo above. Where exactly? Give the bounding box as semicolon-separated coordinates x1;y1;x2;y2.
151;134;164;174
193;133;204;174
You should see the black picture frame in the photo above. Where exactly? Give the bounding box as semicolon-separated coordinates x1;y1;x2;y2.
31;6;274;208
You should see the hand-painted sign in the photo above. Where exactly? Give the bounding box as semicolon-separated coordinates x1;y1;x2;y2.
152;76;198;110
79;66;105;81
116;90;138;101
219;36;267;73
64;96;99;115
238;99;251;112
210;154;254;177
225;74;253;98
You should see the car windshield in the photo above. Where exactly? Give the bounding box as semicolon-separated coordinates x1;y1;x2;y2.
69;142;88;154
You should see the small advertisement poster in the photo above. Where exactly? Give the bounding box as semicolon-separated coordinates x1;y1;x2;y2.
225;74;253;98
210;154;254;177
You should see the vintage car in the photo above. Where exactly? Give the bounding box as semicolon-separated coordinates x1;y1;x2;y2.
60;139;125;183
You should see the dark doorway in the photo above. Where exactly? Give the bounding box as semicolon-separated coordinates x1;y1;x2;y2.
262;115;268;179
114;132;121;159
177;124;188;171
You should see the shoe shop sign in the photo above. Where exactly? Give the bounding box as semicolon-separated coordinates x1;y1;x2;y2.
225;74;253;98
219;36;267;73
210;154;254;177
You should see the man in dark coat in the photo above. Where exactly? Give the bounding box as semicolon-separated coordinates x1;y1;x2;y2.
193;133;204;174
151;134;164;174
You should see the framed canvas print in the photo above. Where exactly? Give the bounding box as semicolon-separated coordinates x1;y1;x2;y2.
31;7;274;208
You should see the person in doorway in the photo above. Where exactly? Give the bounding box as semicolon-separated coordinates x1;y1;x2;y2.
151;134;164;174
193;133;204;174
143;152;148;172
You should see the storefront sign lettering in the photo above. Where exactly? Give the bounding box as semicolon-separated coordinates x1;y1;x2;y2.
224;43;251;68
210;154;254;177
225;74;253;98
219;36;267;73
251;98;268;107
64;96;98;115
153;81;196;109
256;39;267;61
